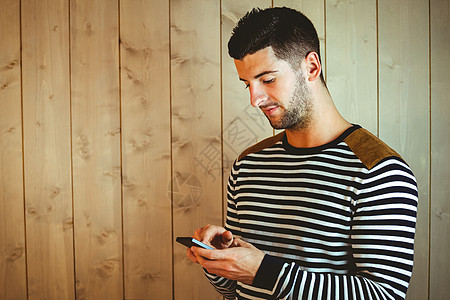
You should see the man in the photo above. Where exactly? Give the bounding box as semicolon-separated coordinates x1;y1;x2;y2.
187;7;418;300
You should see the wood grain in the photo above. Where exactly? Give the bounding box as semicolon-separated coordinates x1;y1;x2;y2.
0;1;447;299
0;0;27;298
170;0;223;298
70;0;123;298
430;0;450;298
378;1;430;299
326;0;378;134
120;0;173;298
21;0;74;298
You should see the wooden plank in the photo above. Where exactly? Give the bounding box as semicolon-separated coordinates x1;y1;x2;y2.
120;0;172;299
274;0;326;79
170;0;223;298
21;0;74;298
430;0;450;299
221;0;273;223
378;1;429;299
0;0;27;298
70;0;123;298
325;0;378;134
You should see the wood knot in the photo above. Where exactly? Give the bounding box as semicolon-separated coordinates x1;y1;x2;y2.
46;204;54;213
50;187;62;199
78;135;90;159
63;218;73;231
6;127;16;134
78;147;90;159
103;167;121;179
171;54;187;66
8;247;24;261
97;229;115;244
173;111;191;121
107;128;121;136
78;135;89;145
138;96;148;105
75;280;87;299
84;214;91;227
122;177;135;188
124;67;141;84
26;207;39;218
120;40;136;53
85;22;93;34
139;271;161;280
172;138;190;149
144;128;153;137
129;139;149;151
136;197;147;207
7;59;19;69
95;259;118;278
436;209;449;220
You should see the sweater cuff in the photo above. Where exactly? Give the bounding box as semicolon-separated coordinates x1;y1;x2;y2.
252;254;285;289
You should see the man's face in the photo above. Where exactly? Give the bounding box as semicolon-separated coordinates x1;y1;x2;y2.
234;47;313;130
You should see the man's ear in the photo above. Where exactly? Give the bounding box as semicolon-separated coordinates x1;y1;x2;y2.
304;52;322;82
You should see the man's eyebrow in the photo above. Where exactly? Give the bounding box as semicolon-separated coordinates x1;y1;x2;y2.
239;70;278;81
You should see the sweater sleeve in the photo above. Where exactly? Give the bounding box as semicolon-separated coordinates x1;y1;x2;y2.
203;270;237;299
250;157;418;299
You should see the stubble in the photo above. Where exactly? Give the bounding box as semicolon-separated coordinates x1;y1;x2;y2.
268;72;313;130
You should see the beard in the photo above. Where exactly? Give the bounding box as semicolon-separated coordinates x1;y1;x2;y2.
264;72;313;130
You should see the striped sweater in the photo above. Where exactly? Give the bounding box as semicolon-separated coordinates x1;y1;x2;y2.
205;125;418;300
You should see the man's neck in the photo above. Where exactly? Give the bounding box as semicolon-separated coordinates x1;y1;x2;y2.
284;91;352;148
285;122;352;148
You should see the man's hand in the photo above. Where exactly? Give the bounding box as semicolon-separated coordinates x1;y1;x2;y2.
195;224;235;249
186;224;265;285
186;224;234;264
191;238;265;285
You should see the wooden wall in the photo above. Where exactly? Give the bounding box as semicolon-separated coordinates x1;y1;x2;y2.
0;0;448;299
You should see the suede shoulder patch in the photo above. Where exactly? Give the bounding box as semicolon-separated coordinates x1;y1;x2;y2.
238;132;285;161
344;128;401;170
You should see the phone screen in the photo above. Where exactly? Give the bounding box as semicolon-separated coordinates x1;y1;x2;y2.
176;237;214;250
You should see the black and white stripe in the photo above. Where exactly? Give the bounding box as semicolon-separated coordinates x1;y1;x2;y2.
205;129;418;300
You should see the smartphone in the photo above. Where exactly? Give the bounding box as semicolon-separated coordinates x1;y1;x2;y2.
176;237;214;250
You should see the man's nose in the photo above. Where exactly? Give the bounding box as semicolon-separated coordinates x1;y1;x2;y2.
249;84;267;107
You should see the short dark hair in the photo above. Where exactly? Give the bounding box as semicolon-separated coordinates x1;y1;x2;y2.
228;7;324;82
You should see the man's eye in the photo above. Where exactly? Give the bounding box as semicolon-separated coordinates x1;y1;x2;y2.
244;83;250;89
263;78;275;84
